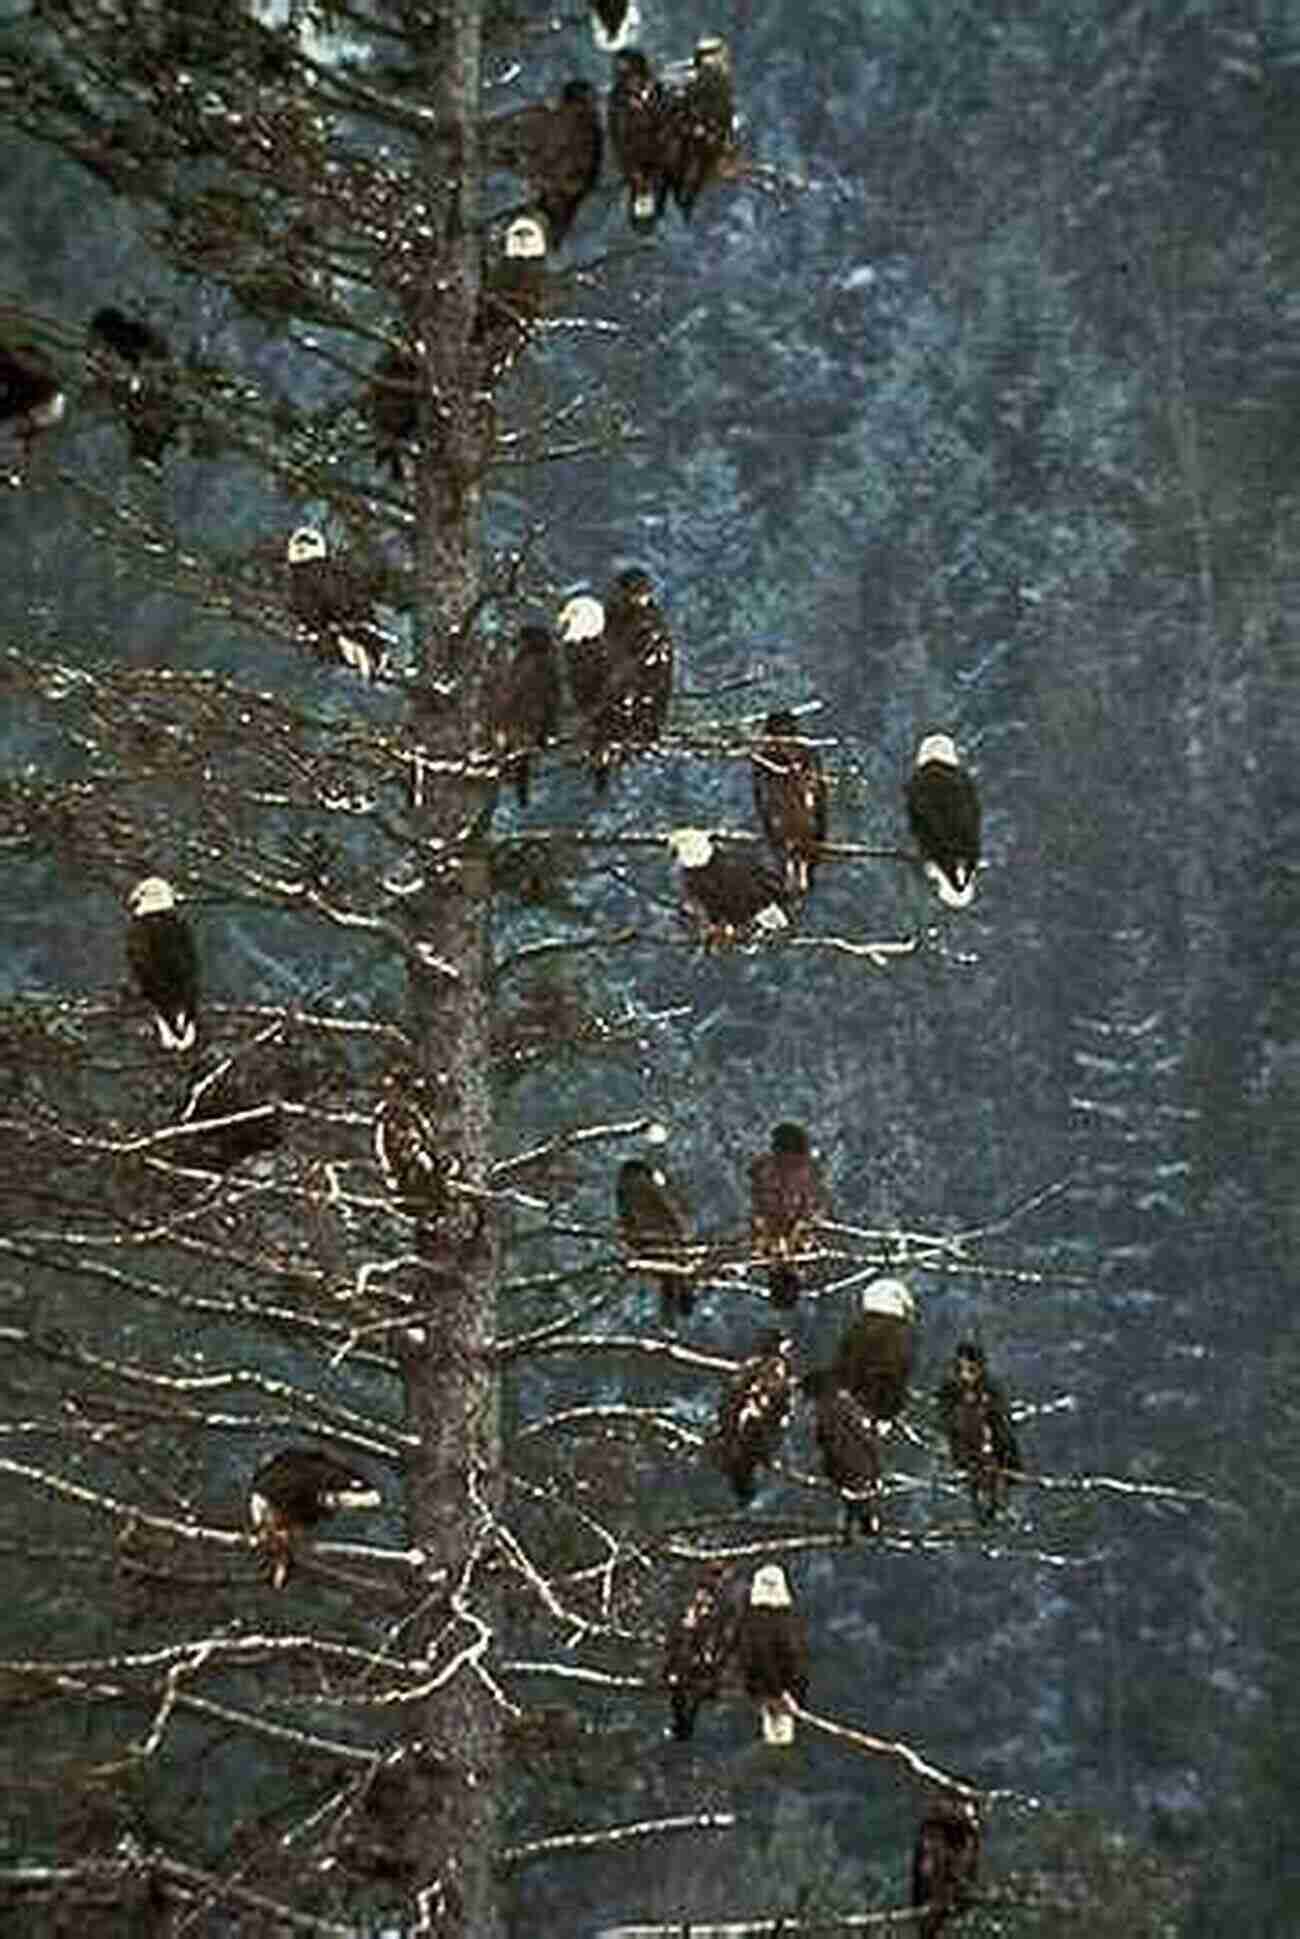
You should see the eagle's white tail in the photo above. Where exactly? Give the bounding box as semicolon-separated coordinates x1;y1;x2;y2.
761;1701;795;1746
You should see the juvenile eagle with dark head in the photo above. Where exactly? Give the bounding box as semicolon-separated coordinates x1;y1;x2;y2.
906;733;980;908
749;1121;826;1307
608;49;672;231
126;876;199;1052
752;710;828;897
663;1562;742;1741
491;624;561;807
285;527;381;680
89;306;179;465
248;1448;381;1591
937;1341;1020;1519
667;35;735;218
487;78;601;245
668;829;789;949
374;1071;459;1213
911;1798;981;1939
803;1369;882;1536
365;346;419;480
833;1276;916;1427
736;1562;809;1746
711;1329;795;1504
0;341;65;473
616;1153;694;1321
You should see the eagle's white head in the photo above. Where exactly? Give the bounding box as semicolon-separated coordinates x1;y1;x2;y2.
667;827;714;869
288;526;328;567
647;1121;669;1146
505;214;548;261
859;1276;915;1322
129;876;177;917
750;1563;792;1608
916;732;960;770
697;33;730;70
33;389;66;429
557;593;605;644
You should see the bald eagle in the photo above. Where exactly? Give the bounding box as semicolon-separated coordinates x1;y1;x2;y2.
749;1121;826;1307
663;1563;741;1741
591;0;640;52
833;1277;916;1426
88;306;180;466
736;1563;809;1746
365;346;419;480
804;1369;882;1536
375;1072;459;1212
668;36;735;218
591;567;674;790
907;734;980;908
89;307;170;369
0;342;65;473
937;1342;1020;1519
752;711;828;897
476;214;550;387
487;79;601;245
556;588;607;723
912;1799;981;1939
126;877;199;1052
608;50;672;231
616;1156;694;1321
285;527;380;680
558;569;673;790
711;1329;795;1504
491;625;560;807
668;829;789;948
248;1448;381;1591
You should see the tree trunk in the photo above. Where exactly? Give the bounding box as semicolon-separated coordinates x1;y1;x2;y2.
399;2;504;1930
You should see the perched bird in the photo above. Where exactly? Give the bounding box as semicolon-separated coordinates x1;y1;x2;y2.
937;1341;1021;1519
735;1562;809;1746
663;1563;741;1741
374;1072;459;1212
89;306;180;465
365;346;420;480
608;49;673;231
487;79;601;245
616;1155;694;1321
89;307;171;370
247;1448;381;1591
126;877;199;1052
590;567;674;790
833;1277;916;1426
0;342;65;472
752;710;828;897
667;35;735;218
285;527;381;680
906;733;981;908
748;1121;826;1307
475;214;550;387
711;1329;795;1504
911;1799;981;1939
556;588;608;724
667;828;790;948
803;1368;882;1536
490;624;561;807
591;0;640;52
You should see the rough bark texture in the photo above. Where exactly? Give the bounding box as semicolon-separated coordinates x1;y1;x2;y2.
399;4;504;1932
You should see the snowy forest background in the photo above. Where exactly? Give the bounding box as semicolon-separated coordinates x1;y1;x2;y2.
0;0;1297;1932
